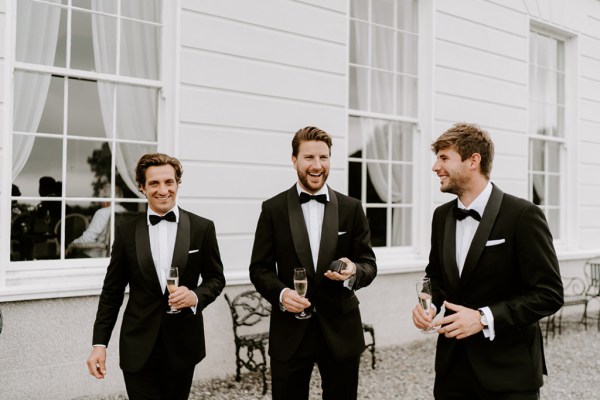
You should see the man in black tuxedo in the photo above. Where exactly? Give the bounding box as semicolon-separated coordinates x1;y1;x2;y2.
250;126;377;400
412;123;564;399
86;153;225;400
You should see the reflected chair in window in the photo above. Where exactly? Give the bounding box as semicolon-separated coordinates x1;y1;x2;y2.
54;213;89;256
224;290;271;396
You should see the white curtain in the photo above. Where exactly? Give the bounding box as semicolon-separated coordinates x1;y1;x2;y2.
91;0;160;197
12;0;62;180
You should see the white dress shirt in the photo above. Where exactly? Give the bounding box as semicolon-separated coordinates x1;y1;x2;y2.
297;183;329;270
147;206;179;293
455;181;495;340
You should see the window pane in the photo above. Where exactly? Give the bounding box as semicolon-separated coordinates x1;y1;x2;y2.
121;0;162;23
397;0;418;33
533;68;558;104
372;26;394;70
14;71;64;135
348;116;364;158
366;208;387;247
366;162;388;203
366;122;389;160
71;10;95;71
87;13;118;74
11;198;60;261
396;32;418;75
396;75;417;117
371;70;394;114
67;78;106;138
350;0;368;20
73;0;117;12
530;139;544;171
350;20;369;66
548;175;560;206
531;173;545;205
13;136;63;197
349;66;369;111
392;164;412;203
548;142;560;172
66;139;110;197
120;20;161;79
392;207;411;246
373;0;394;28
390;122;413;161
116;85;158;141
548;208;560;238
536;34;558;69
16;1;66;68
348;161;363;200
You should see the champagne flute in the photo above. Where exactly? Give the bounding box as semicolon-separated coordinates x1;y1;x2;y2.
166;267;180;314
293;268;311;320
416;277;436;333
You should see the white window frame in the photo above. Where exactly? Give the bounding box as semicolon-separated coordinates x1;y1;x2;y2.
0;0;179;301
528;21;578;250
347;0;433;272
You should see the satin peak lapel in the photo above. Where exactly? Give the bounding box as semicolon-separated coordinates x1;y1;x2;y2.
315;188;338;284
287;187;315;276
135;217;163;295
442;201;460;291
171;208;190;276
460;185;504;287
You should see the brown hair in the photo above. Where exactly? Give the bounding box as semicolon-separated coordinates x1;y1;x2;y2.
135;153;183;192
431;122;495;179
291;126;332;157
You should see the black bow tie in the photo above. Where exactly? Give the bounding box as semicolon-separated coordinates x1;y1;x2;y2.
149;211;176;225
299;192;328;204
453;207;481;222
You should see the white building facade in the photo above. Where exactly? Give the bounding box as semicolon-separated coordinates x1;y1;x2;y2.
1;0;599;398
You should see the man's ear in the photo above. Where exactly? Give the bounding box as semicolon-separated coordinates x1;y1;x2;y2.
469;153;482;170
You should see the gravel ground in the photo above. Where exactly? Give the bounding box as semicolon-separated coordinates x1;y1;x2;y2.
80;317;600;400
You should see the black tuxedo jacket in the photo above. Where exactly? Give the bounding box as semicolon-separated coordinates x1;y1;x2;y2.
250;185;377;362
427;184;563;392
92;208;225;372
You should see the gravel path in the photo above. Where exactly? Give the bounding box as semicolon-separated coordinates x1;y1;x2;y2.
80;318;600;399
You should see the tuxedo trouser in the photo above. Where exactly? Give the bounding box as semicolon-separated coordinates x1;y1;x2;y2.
122;335;195;400
271;315;360;400
434;342;539;400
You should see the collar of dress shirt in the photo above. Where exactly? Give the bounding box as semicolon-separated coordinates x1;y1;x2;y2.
146;205;180;225
457;181;492;217
296;183;330;202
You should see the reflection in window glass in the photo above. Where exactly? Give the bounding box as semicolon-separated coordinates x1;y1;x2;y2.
68;78;106;137
13;136;63;197
66;139;110;197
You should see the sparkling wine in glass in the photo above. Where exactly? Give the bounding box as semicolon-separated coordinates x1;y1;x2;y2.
166;267;180;314
293;268;311;320
416;277;436;333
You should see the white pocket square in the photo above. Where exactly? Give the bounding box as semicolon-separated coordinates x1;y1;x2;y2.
188;249;199;254
486;239;505;246
338;231;347;236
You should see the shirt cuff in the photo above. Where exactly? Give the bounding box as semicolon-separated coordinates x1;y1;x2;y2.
93;344;106;348
479;306;495;341
279;288;289;311
190;291;199;314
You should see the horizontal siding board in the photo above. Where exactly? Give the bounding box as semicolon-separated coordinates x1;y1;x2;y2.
581;55;600;80
486;0;528;13
295;0;346;13
436;41;527;84
580;98;600;123
490;154;528;180
579;205;600;226
581;77;600;102
180;12;345;74
179;126;291;166
579;165;600;185
178;200;262;235
179;88;345;135
436;67;527;108
217;236;255;274
181;0;345;43
437;0;527;35
579;140;600;164
580;228;600;248
580;35;600;61
436;12;527;61
435;93;527;132
580;120;600;143
180;51;346;106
